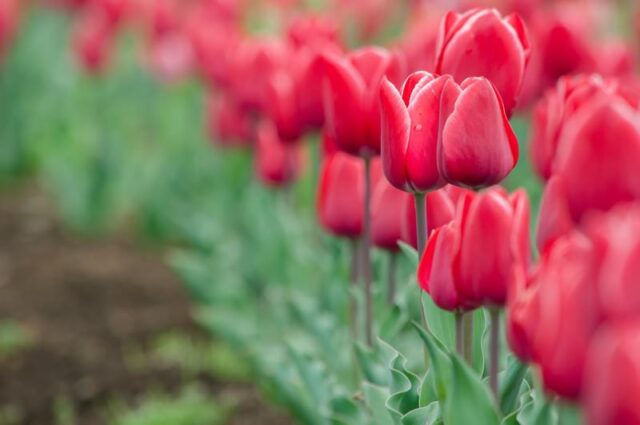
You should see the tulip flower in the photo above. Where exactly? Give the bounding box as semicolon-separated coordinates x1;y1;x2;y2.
254;120;303;188
550;89;640;223
316;150;364;239
418;187;530;310
0;0;18;60
435;8;530;116
524;233;600;400
205;92;254;149
584;322;640;425
72;12;117;74
321;46;406;157
535;175;574;253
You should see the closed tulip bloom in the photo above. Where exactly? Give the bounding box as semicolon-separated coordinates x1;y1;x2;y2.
321;47;406;157
438;77;519;189
435;8;530;116
0;0;18;60
371;178;411;252
380;71;447;193
72;12;117;74
205;92;254;148
529;233;600;400
400;185;467;250
552;90;640;223
584;323;640;425
506;265;541;362
535;175;574;253
418;187;530;310
255;120;303;188
584;204;640;323
317;151;364;238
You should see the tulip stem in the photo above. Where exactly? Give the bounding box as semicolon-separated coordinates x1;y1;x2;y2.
463;312;474;364
455;312;464;355
363;156;374;347
349;238;360;343
490;308;501;400
414;193;429;331
387;252;398;305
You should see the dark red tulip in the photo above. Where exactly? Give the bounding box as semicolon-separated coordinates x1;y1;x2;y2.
72;12;117;74
400;185;467;250
418;187;530;310
317;149;364;238
321;47;406;157
435;8;530;116
254;120;303;188
206;92;254;149
371;178;411;252
584;322;640;425
527;232;600;400
438;76;519;188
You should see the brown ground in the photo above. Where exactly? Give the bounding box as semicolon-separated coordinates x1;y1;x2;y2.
0;184;292;425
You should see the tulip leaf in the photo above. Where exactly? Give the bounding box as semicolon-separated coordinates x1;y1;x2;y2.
473;309;488;375
557;404;582;425
363;383;394;425
379;341;421;424
401;402;442;425
500;358;529;415
501;411;521;425
419;368;437;407
379;305;409;341
444;355;501;425
327;395;367;425
355;342;388;385
398;242;419;267
517;395;556;425
422;294;456;351
412;322;452;402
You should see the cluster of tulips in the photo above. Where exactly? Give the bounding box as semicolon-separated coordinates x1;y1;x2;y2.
3;0;640;424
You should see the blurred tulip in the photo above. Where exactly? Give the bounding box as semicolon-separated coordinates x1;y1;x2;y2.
72;12;117;74
206;92;254;148
438;76;519;188
584;322;640;425
145;31;194;83
255;120;303;188
535;175;574;253
0;0;18;60
371;178;411;252
418;187;530;310
317;148;364;238
321;47;406;157
435;8;530;116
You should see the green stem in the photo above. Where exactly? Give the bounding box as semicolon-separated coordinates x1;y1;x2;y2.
387;252;398;305
490;308;501;400
363;156;373;347
455;312;464;355
349;238;360;343
463;312;474;365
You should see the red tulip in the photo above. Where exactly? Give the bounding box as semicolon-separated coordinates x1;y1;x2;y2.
506;264;541;362
418;187;530;310
145;31;194;83
527;232;600;400
0;0;18;60
535;175;574;253
400;185;467;250
551;88;640;222
255;120;303;188
584;322;640;425
316;149;364;238
438;76;519;188
320;47;406;157
583;203;640;323
435;8;530;116
371;178;411;252
72;12;117;74
379;71;447;193
206;92;254;148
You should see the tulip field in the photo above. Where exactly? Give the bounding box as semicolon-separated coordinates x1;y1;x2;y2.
1;0;640;424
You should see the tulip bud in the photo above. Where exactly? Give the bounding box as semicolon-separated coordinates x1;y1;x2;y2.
206;92;254;149
438;77;519;188
371;178;411;252
321;47;406;158
435;8;530;116
255;120;303;188
417;187;530;311
584;322;640;425
317;148;364;238
72;12;117;75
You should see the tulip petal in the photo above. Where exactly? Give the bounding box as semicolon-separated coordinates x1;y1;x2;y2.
380;78;411;191
439;78;518;188
418;224;461;311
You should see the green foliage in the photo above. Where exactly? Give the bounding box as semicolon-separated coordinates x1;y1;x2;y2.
0;320;31;358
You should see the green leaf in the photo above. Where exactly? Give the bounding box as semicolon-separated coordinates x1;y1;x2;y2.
355;343;388;385
398;242;419;267
557;403;582;425
444;356;500;425
327;395;367;425
379;305;409;341
501;411;521;425
363;383;394;425
401;402;441;425
419;368;437;407
412;322;452;402
472;309;488;375
422;295;456;351
500;358;529;415
517;395;556;425
379;341;421;424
